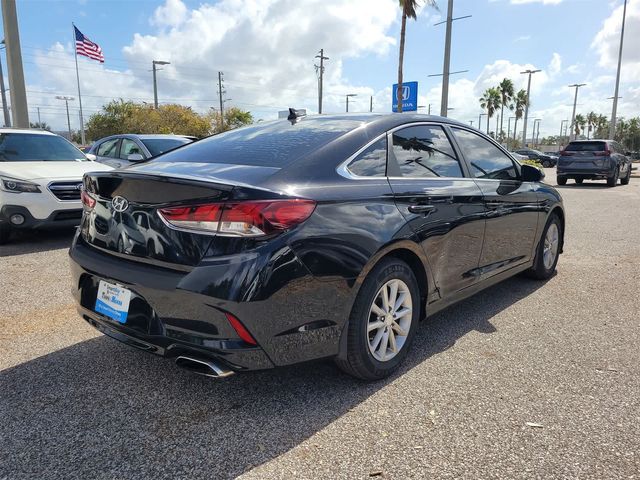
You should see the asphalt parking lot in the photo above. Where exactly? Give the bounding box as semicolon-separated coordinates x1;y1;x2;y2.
1;168;639;479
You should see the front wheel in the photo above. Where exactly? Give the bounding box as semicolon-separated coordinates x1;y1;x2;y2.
335;258;420;380
525;214;562;280
542;160;551;168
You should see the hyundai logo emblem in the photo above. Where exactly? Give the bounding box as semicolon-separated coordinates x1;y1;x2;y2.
112;196;129;213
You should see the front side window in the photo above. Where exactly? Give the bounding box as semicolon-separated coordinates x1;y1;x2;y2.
97;139;120;158
452;128;519;181
347;137;387;177
120;139;143;159
390;125;463;178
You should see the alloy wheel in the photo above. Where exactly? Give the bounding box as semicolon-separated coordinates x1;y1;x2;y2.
367;279;412;362
543;223;559;270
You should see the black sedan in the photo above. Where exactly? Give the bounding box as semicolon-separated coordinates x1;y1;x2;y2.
70;114;564;380
514;148;558;167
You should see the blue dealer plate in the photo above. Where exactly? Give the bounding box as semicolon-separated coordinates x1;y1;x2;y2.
95;280;132;324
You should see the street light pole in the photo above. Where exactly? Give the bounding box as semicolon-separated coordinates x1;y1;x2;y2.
533;119;541;147
152;60;170;109
507;116;516;142
559;119;568;148
479;113;487;132
569;83;586;141
610;0;627;139
469;120;474;127
1;0;28;127
0;41;11;127
56;95;74;140
315;49;328;114
520;69;541;147
346;94;357;113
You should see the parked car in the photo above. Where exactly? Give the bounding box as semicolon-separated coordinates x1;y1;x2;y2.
557;140;632;187
514;148;558;167
0;128;112;244
70;114;564;380
88;134;193;168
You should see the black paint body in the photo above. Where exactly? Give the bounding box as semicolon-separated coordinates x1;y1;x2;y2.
69;114;564;372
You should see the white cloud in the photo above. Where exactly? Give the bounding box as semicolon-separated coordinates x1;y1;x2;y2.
151;0;188;28
549;53;561;76
509;0;563;4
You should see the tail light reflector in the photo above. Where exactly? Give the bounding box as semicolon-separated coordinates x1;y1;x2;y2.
158;199;316;237
225;312;257;345
81;190;96;209
594;150;611;156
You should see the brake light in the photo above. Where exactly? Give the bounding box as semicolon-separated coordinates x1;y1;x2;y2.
594;150;611;156
224;312;257;345
158;199;316;237
81;190;96;209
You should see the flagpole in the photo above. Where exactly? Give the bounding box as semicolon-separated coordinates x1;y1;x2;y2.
72;23;86;145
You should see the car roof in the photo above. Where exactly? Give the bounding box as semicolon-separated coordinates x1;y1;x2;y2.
0;128;57;135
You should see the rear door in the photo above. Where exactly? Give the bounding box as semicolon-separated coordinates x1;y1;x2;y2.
95;138;123;168
450;126;540;279
386;123;486;298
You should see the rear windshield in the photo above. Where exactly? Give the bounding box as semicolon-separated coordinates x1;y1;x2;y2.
154;117;368;167
0;133;87;162
565;141;607;152
141;138;191;157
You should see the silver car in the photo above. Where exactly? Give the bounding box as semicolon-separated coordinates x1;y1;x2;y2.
87;134;193;168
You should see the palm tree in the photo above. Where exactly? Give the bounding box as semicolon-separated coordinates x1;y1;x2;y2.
574;114;586;138
595;114;609;138
512;89;528;143
498;78;515;137
396;1;437;113
480;87;501;136
628;117;639;150
586;111;597;140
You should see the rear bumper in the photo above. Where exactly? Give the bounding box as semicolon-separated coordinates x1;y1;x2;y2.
557;167;614;179
0;204;83;229
69;233;354;372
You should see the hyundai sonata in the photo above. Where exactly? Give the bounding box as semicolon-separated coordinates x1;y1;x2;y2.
70;113;564;380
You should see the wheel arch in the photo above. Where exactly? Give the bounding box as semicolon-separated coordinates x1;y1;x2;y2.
549;205;565;254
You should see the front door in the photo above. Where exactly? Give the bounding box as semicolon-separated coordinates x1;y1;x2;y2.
386;123;486;299
449;127;541;279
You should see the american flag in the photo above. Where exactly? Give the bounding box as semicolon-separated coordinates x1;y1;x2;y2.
74;26;104;63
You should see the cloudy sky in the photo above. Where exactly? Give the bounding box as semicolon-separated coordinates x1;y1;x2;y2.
4;0;639;137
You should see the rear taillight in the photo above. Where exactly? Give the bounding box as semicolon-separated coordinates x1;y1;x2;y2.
560;150;574;156
594;150;611;156
81;190;96;209
158;199;316;237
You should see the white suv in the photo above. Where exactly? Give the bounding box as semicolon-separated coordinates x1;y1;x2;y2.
0;129;113;244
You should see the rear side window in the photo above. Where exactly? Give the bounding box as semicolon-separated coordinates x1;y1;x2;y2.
347;137;387;177
565;141;607;152
451;128;518;181
97;139;119;158
390;125;463;178
156;117;368;167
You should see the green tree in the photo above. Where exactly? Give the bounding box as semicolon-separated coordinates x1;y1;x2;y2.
498;78;515;137
586;111;597;140
30;121;52;131
512;89;528;144
480;87;501;136
396;0;437;113
574;114;586;138
595;114;609;139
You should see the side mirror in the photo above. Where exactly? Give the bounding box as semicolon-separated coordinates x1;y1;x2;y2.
85;153;97;161
127;153;144;161
521;163;545;182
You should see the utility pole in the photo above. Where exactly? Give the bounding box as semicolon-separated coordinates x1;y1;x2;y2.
610;0;627;139
533;119;541;147
559;119;568;148
569;83;586;141
479;113;486;132
37;106;40;124
520;69;541;147
152;60;170;109
346;93;357;113
218;71;225;129
469;120;474;127
2;0;28;127
434;0;471;117
315;49;328;114
507;116;516;141
428;104;432;115
56;95;74;140
0;42;11;127
370;95;373;113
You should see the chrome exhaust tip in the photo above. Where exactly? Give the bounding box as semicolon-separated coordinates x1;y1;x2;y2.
175;356;235;378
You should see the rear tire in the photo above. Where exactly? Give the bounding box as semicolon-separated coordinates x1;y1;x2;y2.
525;214;562;280
607;168;619;187
542;160;551;168
620;165;631;185
557;177;567;186
335;258;420;380
0;224;10;245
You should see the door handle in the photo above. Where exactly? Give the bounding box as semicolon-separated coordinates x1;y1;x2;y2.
408;204;435;214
